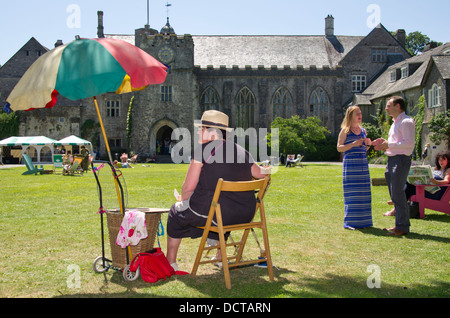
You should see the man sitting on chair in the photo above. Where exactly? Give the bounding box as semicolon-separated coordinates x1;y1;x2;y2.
166;110;271;272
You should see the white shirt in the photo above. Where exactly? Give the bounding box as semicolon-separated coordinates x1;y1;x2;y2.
386;112;415;156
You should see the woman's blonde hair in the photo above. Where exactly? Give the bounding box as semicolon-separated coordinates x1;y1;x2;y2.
341;105;361;134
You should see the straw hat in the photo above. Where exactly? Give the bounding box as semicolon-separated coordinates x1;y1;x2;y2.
194;110;232;132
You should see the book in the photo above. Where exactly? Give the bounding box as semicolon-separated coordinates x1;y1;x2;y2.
407;165;440;194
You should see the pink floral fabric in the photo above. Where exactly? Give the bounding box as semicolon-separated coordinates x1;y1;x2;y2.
116;210;148;248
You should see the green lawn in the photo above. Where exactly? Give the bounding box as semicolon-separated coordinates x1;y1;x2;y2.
0;162;448;298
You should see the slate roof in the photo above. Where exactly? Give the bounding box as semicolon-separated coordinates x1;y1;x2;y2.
351;93;374;106
192;35;364;68
430;55;450;80
365;42;450;100
0;37;82;107
0;37;49;77
105;34;134;44
106;34;364;69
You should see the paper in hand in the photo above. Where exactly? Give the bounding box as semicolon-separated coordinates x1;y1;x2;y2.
174;189;180;200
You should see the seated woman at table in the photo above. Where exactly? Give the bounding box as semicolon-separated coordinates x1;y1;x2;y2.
166;110;271;271
384;150;450;216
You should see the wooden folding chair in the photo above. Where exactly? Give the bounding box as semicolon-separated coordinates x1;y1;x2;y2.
410;184;450;218
191;176;273;289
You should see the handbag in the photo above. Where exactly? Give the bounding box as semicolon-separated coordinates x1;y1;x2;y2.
129;248;187;283
408;201;420;219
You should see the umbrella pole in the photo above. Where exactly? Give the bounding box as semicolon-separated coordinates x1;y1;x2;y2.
93;97;114;165
93;96;124;213
93;96;123;207
93;96;132;264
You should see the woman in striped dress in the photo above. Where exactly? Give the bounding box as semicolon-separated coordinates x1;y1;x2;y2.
337;106;373;230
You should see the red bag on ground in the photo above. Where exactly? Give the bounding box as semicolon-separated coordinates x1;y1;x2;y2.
129;248;188;283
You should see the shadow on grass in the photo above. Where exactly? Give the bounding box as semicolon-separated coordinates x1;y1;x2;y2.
420;213;450;223
99;265;299;298
57;264;449;298
359;227;450;244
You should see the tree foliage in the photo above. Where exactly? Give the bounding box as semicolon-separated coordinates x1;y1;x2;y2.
270;116;330;156
127;96;135;151
406;31;430;56
0;111;20;139
428;110;450;147
412;95;425;157
0;92;20;139
406;31;443;56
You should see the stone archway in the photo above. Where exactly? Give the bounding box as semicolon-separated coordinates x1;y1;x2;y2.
149;119;178;157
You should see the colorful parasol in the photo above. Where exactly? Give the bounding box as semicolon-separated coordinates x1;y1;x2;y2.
4;37;167;113
3;37;168;232
3;37;167;164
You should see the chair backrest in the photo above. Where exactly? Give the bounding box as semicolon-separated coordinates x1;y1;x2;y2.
130;154;138;163
72;156;83;166
22;154;34;170
210;177;270;220
294;155;303;164
53;154;63;167
70;160;80;171
219;177;269;193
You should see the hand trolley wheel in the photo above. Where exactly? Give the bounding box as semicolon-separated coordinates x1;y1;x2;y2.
93;256;111;273
123;264;140;281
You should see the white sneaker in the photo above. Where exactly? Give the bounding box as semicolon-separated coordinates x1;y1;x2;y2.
211;256;223;269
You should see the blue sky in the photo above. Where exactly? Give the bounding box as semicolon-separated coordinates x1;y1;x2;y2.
1;0;449;65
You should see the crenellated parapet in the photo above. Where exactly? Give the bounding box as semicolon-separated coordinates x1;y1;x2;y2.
194;64;343;76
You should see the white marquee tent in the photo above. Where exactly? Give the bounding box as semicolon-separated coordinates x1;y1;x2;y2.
0;135;93;164
0;136;56;163
55;135;93;154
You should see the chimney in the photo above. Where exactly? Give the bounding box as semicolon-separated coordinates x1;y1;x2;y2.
54;40;63;48
424;41;438;52
325;15;334;37
395;29;406;48
97;11;104;38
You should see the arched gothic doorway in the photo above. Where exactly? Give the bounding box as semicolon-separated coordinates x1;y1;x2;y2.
156;126;173;155
149;119;178;158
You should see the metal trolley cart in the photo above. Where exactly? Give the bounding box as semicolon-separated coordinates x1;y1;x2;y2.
91;160;167;281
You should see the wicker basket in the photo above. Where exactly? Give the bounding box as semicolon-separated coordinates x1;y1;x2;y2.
106;208;167;269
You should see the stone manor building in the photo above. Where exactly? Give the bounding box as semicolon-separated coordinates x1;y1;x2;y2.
1;12;412;160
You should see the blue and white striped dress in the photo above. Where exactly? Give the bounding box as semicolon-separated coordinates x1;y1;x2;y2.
342;128;373;229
